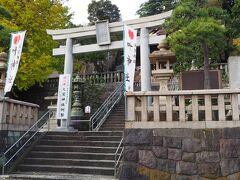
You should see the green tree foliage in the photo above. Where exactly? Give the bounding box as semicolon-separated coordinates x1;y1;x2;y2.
164;0;227;89
0;6;18;52
88;0;121;24
225;0;240;54
0;0;72;90
136;0;180;17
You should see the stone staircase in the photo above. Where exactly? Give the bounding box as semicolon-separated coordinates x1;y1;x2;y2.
100;101;125;131
10;101;125;178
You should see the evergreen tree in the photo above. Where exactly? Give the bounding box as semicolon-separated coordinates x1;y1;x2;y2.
137;0;180;17
88;0;121;24
164;0;227;89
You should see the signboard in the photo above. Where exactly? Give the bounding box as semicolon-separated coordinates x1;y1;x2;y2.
56;74;71;119
124;25;137;92
4;31;26;94
85;106;91;114
96;20;111;45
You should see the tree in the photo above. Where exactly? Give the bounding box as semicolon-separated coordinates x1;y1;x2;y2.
136;0;180;17
0;6;18;52
86;0;121;73
225;0;240;55
88;0;121;24
0;0;72;90
164;0;227;89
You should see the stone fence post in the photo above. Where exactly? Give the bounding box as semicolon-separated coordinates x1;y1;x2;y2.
0;52;7;97
0;52;7;125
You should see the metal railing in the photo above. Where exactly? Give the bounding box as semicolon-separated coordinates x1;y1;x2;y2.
1;110;53;175
90;82;124;131
114;138;124;177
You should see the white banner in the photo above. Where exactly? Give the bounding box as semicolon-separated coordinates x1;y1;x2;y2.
56;74;71;119
124;25;137;92
4;31;26;94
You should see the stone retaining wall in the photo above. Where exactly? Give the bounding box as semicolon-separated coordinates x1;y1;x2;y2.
0;131;22;153
120;128;240;180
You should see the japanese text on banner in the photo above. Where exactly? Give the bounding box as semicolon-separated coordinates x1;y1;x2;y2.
4;31;26;94
124;25;137;92
56;74;71;119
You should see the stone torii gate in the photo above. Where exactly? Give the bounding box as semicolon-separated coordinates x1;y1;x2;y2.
47;10;172;129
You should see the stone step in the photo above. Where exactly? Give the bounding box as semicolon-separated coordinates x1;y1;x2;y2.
39;140;120;147
17;164;114;176
22;158;115;167
101;126;124;129
101;125;125;129
108;112;125;115
100;127;124;131
33;145;118;153
46;131;123;137
43;135;122;141
103;120;124;124
27;151;118;160
5;172;116;180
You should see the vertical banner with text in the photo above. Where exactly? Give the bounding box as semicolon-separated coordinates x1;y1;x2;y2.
56;74;71;119
4;31;26;94
124;25;137;92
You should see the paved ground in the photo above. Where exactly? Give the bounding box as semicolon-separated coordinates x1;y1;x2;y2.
0;172;117;180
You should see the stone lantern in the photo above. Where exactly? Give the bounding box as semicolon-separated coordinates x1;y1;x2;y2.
149;41;176;106
149;41;176;92
71;74;84;119
0;52;7;96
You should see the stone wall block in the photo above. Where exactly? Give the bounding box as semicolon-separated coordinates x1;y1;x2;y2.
152;146;167;158
124;129;153;146
198;163;221;179
220;139;240;158
153;136;163;146
201;129;222;151
223;128;240;139
196;151;220;163
226;172;240;180
163;137;182;149
120;163;149;180
175;175;196;180
176;161;197;175
157;159;176;173
182;152;196;163
139;150;157;169
153;128;194;138
168;148;182;161
220;159;240;176
124;146;138;162
182;138;201;153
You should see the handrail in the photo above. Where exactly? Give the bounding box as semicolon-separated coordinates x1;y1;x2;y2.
114;138;124;177
90;82;124;131
1;110;53;175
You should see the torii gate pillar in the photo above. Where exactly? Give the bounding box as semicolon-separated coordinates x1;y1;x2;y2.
61;38;73;129
140;27;151;92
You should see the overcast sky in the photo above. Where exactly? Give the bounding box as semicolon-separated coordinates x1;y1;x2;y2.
64;0;148;25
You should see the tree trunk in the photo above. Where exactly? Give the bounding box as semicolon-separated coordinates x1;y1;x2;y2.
202;42;211;89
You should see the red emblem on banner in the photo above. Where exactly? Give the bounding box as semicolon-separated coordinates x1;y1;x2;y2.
13;35;21;45
128;29;134;40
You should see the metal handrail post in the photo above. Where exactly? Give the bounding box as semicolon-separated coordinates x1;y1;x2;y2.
2;153;5;175
48;112;50;132
114;151;117;176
